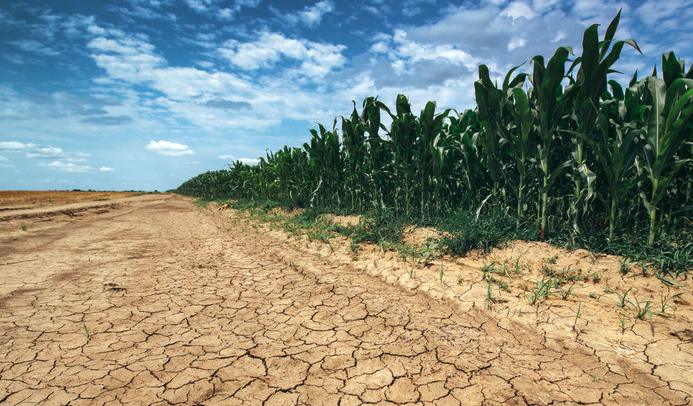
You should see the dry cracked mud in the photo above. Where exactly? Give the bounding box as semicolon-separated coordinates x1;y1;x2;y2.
1;193;691;405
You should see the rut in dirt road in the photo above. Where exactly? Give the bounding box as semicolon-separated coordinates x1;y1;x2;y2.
0;194;689;405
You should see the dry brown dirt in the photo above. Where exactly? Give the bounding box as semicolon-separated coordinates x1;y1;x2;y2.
1;193;691;405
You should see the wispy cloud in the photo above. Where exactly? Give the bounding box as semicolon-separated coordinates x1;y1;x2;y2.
0;141;90;161
183;0;262;19
145;140;194;156
82;115;133;125
8;39;59;56
204;99;252;110
39;161;92;173
99;166;115;172
282;0;334;27
218;154;259;164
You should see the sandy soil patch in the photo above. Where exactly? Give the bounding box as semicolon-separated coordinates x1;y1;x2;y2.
1;194;691;405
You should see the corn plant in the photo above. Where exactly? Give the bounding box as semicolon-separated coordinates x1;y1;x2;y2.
639;64;693;245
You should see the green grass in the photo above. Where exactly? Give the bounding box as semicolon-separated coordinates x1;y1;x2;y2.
213;197;691;282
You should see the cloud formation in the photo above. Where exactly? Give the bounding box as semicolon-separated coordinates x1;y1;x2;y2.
0;0;690;191
219;31;346;77
145;140;194;156
39;161;92;173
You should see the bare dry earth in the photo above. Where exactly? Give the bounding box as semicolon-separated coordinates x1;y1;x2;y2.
0;193;691;405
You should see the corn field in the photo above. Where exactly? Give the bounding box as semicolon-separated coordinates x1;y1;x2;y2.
176;12;693;248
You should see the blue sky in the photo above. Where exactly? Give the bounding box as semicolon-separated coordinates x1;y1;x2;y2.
1;0;691;191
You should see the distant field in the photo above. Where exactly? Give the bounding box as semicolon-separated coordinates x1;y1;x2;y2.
0;190;143;208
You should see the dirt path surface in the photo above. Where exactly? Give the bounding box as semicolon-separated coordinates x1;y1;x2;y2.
1;194;691;405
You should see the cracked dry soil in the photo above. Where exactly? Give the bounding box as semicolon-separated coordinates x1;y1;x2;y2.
1;194;691;405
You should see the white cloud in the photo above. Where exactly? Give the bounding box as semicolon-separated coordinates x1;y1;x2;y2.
9;39;60;56
501;1;537;20
99;166;115;171
0;141;35;150
40;161;92;173
218;154;259;164
285;0;334;26
26;146;64;159
219;32;346;77
508;37;527;51
88;36;165;83
145;140;194;156
184;0;262;19
0;154;7;161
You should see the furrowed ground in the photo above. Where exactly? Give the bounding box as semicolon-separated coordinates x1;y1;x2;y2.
0;193;691;405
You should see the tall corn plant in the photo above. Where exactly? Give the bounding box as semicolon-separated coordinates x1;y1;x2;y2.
530;47;573;240
417;101;451;216
639;55;693;245
584;87;640;240
475;64;530;224
341;104;367;212
386;94;419;215
447;109;487;209
566;10;641;233
502;87;536;227
304;122;341;207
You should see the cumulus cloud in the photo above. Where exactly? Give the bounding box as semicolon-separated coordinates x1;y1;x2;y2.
145;140;194;156
501;1;538;20
220;31;346;77
99;166;115;171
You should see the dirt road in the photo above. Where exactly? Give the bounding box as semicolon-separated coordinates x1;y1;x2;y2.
1;194;690;405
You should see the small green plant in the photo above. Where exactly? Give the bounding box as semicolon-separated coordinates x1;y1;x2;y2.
419;242;438;266
629;295;652;321
614;287;632;309
618;258;631;274
657;292;683;317
619;317;626;334
556;283;577;300
525;275;555;304
509;250;529;274
573;302;582;331
486;282;494;310
349;239;360;255
481;262;498;279
589;292;597;299
544;255;558;265
20;223;27;231
83;323;90;337
439;260;445;283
